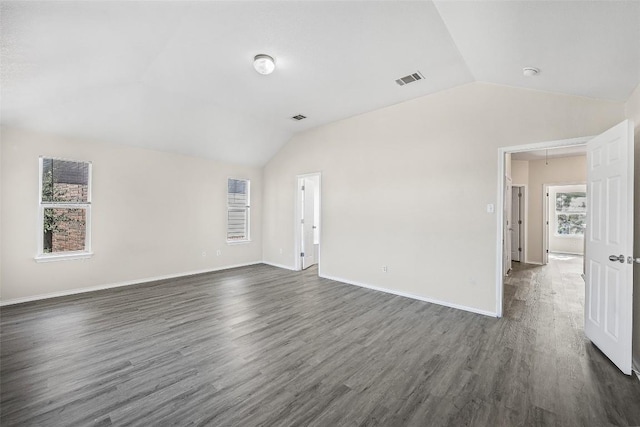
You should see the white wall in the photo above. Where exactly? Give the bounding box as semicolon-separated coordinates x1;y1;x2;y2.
625;82;640;371
511;160;529;186
0;127;263;303
263;82;624;315
548;184;586;255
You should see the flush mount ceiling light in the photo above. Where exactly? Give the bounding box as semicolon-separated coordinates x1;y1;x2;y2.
523;67;540;77
253;54;275;75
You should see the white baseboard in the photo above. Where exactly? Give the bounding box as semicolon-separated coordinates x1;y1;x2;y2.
0;261;262;306
2;262;496;319
319;273;497;318
262;261;297;271
524;259;543;265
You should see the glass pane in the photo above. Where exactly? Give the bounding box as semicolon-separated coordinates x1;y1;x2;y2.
555;192;586;213
42;158;89;203
43;208;86;253
227;179;248;207
557;213;586;235
227;208;247;241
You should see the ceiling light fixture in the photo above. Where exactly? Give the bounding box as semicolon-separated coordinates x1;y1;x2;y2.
253;54;275;75
523;67;540;77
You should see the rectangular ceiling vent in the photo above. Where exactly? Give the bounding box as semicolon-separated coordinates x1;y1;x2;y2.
292;115;307;121
395;71;424;87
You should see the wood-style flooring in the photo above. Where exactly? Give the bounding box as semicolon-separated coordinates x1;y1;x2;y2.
2;256;640;426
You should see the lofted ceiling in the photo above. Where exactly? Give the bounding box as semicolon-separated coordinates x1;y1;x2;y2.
1;1;639;166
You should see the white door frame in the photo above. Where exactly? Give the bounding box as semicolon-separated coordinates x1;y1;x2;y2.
496;136;591;317
295;172;322;271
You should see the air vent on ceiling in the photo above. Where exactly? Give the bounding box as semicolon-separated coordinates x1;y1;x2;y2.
395;71;424;87
292;115;307;121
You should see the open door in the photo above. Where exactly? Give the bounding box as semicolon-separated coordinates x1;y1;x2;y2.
511;186;523;262
300;176;317;270
543;189;550;264
584;120;634;375
504;176;512;275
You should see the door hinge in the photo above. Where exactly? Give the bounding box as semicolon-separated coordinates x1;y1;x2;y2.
546;249;549;253
301;219;304;224
518;220;522;224
518;248;522;252
546;192;549;197
300;252;304;257
518;192;522;198
301;185;305;191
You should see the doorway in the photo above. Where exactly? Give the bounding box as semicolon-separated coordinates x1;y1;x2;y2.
496;120;635;375
496;135;590;316
545;184;587;260
295;173;321;271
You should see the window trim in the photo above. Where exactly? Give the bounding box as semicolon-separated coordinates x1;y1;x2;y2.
226;177;251;244
36;157;93;262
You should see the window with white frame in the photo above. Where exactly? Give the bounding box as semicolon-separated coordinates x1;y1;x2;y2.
38;157;92;259
555;191;586;236
227;178;250;242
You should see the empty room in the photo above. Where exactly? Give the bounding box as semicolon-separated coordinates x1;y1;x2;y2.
2;1;640;426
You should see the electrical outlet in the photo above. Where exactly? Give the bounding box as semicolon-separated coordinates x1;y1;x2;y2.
201;251;207;257
382;266;388;273
216;249;222;256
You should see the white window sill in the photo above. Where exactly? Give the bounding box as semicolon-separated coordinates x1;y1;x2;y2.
35;252;93;263
226;240;251;245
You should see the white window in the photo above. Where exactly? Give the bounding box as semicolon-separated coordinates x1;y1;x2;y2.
227;178;250;242
555;191;586;236
37;157;92;261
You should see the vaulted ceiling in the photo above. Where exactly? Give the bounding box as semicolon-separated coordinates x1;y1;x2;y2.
2;1;639;165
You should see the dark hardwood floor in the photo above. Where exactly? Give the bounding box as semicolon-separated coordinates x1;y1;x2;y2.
2;256;640;426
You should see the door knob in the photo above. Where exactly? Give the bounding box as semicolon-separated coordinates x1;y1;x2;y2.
609;254;625;263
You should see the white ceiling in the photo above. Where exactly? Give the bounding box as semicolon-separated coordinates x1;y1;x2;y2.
2;1;639;166
511;145;586;161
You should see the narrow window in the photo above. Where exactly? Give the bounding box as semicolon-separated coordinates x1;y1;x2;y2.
555;191;586;236
227;178;250;242
38;157;92;260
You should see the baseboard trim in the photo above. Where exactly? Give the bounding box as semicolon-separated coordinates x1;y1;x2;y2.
0;261;262;306
319;273;497;318
524;259;543;265
261;261;297;271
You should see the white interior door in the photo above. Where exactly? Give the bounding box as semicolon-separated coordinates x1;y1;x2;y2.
504;176;512;275
511;186;521;262
301;177;316;270
584;119;634;375
543;188;549;264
